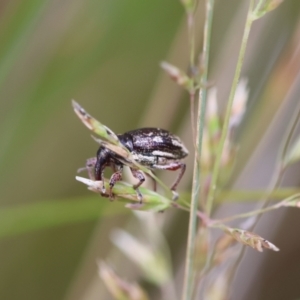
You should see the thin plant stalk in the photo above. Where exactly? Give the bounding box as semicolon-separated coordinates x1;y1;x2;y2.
216;80;300;300
199;2;255;294
187;7;197;149
206;0;255;216
216;188;300;202
181;1;214;300
238;100;300;231
248;98;300;226
214;193;300;224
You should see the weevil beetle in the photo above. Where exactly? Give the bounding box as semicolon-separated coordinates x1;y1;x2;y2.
84;127;188;202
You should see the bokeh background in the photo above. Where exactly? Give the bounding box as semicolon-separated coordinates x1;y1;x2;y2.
1;0;300;299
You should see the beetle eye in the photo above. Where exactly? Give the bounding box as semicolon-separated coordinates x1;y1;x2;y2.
158;157;167;164
125;141;133;150
118;134;134;152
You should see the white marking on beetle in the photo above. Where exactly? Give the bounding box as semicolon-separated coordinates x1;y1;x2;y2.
171;138;183;147
157;157;167;164
153;136;163;143
152;150;176;158
172;138;189;155
131;153;155;163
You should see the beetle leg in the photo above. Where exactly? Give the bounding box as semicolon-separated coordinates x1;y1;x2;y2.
145;172;156;192
152;162;186;200
150;171;157;192
87;157;97;180
170;163;186;192
153;178;157;192
130;168;145;203
77;157;97;180
109;171;123;200
95;149;112;194
95;168;106;194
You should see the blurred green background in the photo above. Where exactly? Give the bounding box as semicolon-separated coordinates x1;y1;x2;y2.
1;0;300;299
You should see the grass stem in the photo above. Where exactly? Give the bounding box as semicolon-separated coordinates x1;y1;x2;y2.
181;1;214;299
206;0;255;216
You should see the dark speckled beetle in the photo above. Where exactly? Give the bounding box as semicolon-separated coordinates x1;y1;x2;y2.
85;128;188;202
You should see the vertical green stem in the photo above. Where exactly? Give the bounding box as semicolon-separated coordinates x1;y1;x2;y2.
206;0;255;216
187;10;197;146
181;1;214;299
